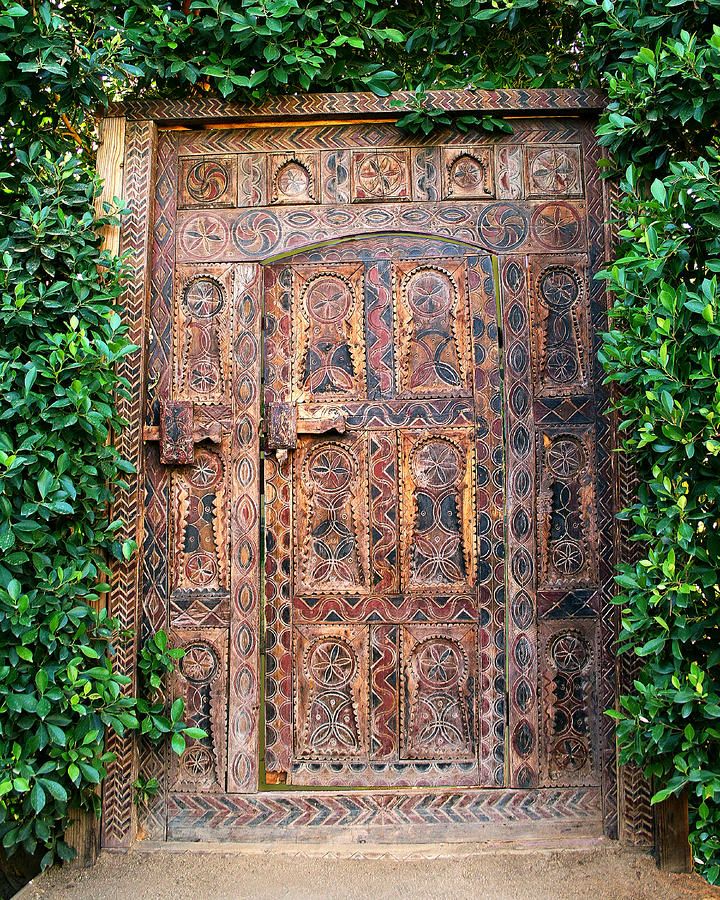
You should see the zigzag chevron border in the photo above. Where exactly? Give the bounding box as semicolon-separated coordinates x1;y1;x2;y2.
102;119;157;850
167;788;603;841
108;88;606;123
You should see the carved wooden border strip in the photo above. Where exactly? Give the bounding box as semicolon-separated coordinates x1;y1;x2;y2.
102;119;156;849
108;88;606;123
135;128;179;841
226;264;263;792
606;173;654;847
582;120;619;838
167;786;602;841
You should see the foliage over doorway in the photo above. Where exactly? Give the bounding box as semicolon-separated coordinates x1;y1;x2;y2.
0;0;718;882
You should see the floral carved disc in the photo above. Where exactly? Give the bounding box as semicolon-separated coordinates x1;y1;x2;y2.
180;643;219;684
307;639;357;688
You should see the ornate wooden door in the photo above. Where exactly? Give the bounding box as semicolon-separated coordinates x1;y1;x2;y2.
263;250;504;787
121;95;621;849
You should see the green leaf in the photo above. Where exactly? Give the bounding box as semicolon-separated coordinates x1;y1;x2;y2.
30;783;46;814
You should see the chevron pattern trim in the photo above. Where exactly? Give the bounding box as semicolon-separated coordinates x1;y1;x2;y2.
581;120;620;840
167;787;603;840
108;88;606;123
101;119;157;850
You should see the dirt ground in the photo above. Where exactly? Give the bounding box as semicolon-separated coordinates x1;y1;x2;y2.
20;841;720;900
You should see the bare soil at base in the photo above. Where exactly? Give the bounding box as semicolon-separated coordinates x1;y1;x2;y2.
21;842;720;900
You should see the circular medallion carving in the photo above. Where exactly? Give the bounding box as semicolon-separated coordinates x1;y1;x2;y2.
304;275;353;323
478;203;529;251
551;736;588;771
276;161;311;198
186;160;229;203
546;348;579;383
411;440;461;488
530;148;578;194
405;269;454;318
539;266;581;311
551;539;584;576
183;277;224;318
307;639;356;687
181;745;214;777
184;551;218;587
307;445;354;492
357;153;403;197
190;452;223;489
231;210;281;255
449;154;488;193
414;638;467;687
180;643;219;684
531;202;581;250
189;357;220;394
546;437;585;478
549;631;590;672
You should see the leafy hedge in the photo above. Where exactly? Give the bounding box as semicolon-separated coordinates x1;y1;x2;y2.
0;0;718;881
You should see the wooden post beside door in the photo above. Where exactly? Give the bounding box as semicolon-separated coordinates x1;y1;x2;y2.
655;791;692;873
66;114;126;869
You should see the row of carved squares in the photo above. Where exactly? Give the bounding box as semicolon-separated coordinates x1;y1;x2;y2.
178;152;321;209
176;143;585;209
292;622;479;763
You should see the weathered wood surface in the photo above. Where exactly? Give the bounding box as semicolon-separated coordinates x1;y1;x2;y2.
655;792;692;873
99;91;637;850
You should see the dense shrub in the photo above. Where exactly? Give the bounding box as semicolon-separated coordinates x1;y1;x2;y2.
0;0;718;881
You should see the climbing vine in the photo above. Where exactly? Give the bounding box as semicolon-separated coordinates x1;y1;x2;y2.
0;0;718;881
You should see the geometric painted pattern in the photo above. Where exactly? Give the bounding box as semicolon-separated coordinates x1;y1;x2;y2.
105;90;636;850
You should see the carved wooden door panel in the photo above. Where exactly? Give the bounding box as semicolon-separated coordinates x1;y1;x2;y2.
131;106;618;848
263;251;504;787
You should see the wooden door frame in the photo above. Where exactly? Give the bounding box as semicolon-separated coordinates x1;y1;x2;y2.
97;88;653;853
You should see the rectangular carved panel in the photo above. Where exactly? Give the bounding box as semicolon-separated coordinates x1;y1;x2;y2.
495;145;524;199
268;152;319;204
537;426;598;590
292;263;367;402
399;428;476;594
294;434;370;595
238;153;265;207
171;444;228;593
368;430;399;593
442;147;494;200
400;624;477;761
394;259;472;399
539;620;599;786
178;155;237;209
351;150;411;202
526;145;583;199
530;256;590;398
370;624;398;759
293;624;369;760
174;264;233;404
170;628;228;792
321;149;351;204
